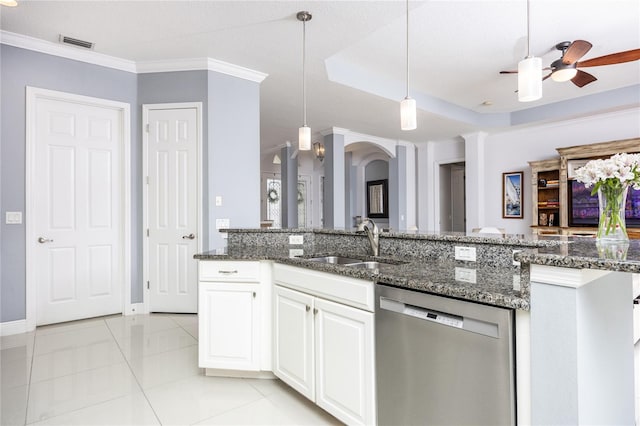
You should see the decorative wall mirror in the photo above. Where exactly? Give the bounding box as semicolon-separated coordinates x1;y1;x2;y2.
366;179;389;219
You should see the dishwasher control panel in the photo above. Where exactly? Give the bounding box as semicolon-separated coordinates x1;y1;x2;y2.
381;297;463;328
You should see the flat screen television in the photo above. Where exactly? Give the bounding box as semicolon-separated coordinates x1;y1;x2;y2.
568;180;640;227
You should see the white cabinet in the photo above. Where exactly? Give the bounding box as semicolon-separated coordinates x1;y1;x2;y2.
199;282;260;371
198;260;271;375
273;285;315;399
314;297;375;425
273;263;376;426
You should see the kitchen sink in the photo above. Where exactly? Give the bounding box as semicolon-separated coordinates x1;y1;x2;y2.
346;261;383;269
307;255;364;265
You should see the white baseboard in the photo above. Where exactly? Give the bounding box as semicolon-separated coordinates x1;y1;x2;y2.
124;303;147;316
0;319;29;336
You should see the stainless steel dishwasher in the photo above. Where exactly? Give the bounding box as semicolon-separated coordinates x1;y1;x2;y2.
376;283;516;425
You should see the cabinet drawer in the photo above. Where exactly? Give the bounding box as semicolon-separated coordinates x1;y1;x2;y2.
199;261;260;282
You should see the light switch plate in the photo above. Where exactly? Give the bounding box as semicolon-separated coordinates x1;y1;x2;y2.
5;211;22;224
215;196;223;207
289;235;304;245
454;246;476;262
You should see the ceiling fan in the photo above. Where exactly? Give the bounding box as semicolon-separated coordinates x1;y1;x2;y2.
500;40;640;88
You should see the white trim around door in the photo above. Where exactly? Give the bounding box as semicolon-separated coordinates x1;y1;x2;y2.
25;86;132;331
142;102;203;314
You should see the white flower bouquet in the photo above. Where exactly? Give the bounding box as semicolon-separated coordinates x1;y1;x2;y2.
574;153;640;240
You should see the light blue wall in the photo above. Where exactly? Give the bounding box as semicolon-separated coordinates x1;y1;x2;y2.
137;70;209;302
0;45;261;323
0;45;139;322
365;159;388;182
207;71;260;248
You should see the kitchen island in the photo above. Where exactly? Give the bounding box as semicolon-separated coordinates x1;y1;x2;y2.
196;229;640;425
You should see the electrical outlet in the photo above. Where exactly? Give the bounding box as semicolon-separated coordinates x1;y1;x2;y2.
289;235;304;245
216;218;230;230
454;246;476;262
454;267;477;284
289;248;304;258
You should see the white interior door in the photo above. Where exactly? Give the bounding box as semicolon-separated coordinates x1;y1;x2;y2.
33;97;124;326
146;106;199;313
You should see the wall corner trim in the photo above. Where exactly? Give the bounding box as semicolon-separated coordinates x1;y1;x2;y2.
1;30;269;83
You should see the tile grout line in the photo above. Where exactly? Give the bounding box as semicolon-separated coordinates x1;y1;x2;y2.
104;315;164;426
23;331;36;426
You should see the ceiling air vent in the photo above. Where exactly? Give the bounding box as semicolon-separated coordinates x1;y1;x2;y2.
59;35;94;50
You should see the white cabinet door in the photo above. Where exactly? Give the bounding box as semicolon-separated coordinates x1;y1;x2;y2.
315;298;376;426
273;285;315;401
198;282;260;371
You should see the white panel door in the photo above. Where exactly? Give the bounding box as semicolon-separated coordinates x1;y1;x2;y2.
273;285;315;401
34;98;123;325
315;297;376;425
147;107;198;313
198;282;260;371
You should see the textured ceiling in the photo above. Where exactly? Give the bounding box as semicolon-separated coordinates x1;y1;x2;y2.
2;0;639;148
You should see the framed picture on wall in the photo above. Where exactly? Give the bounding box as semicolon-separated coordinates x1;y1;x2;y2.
502;171;523;219
366;179;389;219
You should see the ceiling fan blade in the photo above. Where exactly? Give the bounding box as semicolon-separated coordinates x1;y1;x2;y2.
577;49;640;67
563;40;593;64
500;70;518;74
571;70;597;88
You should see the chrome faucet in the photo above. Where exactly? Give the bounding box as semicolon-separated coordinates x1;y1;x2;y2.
357;218;380;256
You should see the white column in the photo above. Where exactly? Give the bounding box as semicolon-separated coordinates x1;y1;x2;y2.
323;133;345;229
462;131;487;232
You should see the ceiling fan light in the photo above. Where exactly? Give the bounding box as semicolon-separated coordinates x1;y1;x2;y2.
400;97;417;131
551;67;578;82
299;126;311;151
518;56;542;102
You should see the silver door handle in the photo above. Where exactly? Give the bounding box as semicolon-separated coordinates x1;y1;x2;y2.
38;237;53;243
182;233;195;240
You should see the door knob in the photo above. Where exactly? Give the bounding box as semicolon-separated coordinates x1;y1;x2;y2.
38;237;53;243
182;233;195;240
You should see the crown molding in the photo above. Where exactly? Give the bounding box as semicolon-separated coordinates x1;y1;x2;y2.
0;30;136;73
1;31;269;83
136;57;268;83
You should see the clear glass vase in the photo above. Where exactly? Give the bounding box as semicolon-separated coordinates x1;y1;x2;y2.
597;185;629;242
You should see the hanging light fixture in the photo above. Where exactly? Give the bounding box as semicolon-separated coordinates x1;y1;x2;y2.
400;0;416;130
297;11;312;150
517;0;542;102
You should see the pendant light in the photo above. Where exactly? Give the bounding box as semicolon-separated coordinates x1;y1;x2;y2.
297;11;312;151
400;0;416;130
517;0;542;102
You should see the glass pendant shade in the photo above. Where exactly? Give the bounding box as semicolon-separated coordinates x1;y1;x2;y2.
400;97;417;131
517;56;542;102
299;126;311;151
551;68;578;82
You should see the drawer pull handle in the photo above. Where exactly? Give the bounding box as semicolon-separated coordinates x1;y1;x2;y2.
218;270;238;274
253;292;256;298
306;305;311;312
313;308;318;315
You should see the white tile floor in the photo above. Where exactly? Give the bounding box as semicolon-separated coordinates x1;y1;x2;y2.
0;314;340;425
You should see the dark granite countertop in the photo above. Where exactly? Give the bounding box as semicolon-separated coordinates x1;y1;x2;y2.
195;246;529;310
514;238;640;273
